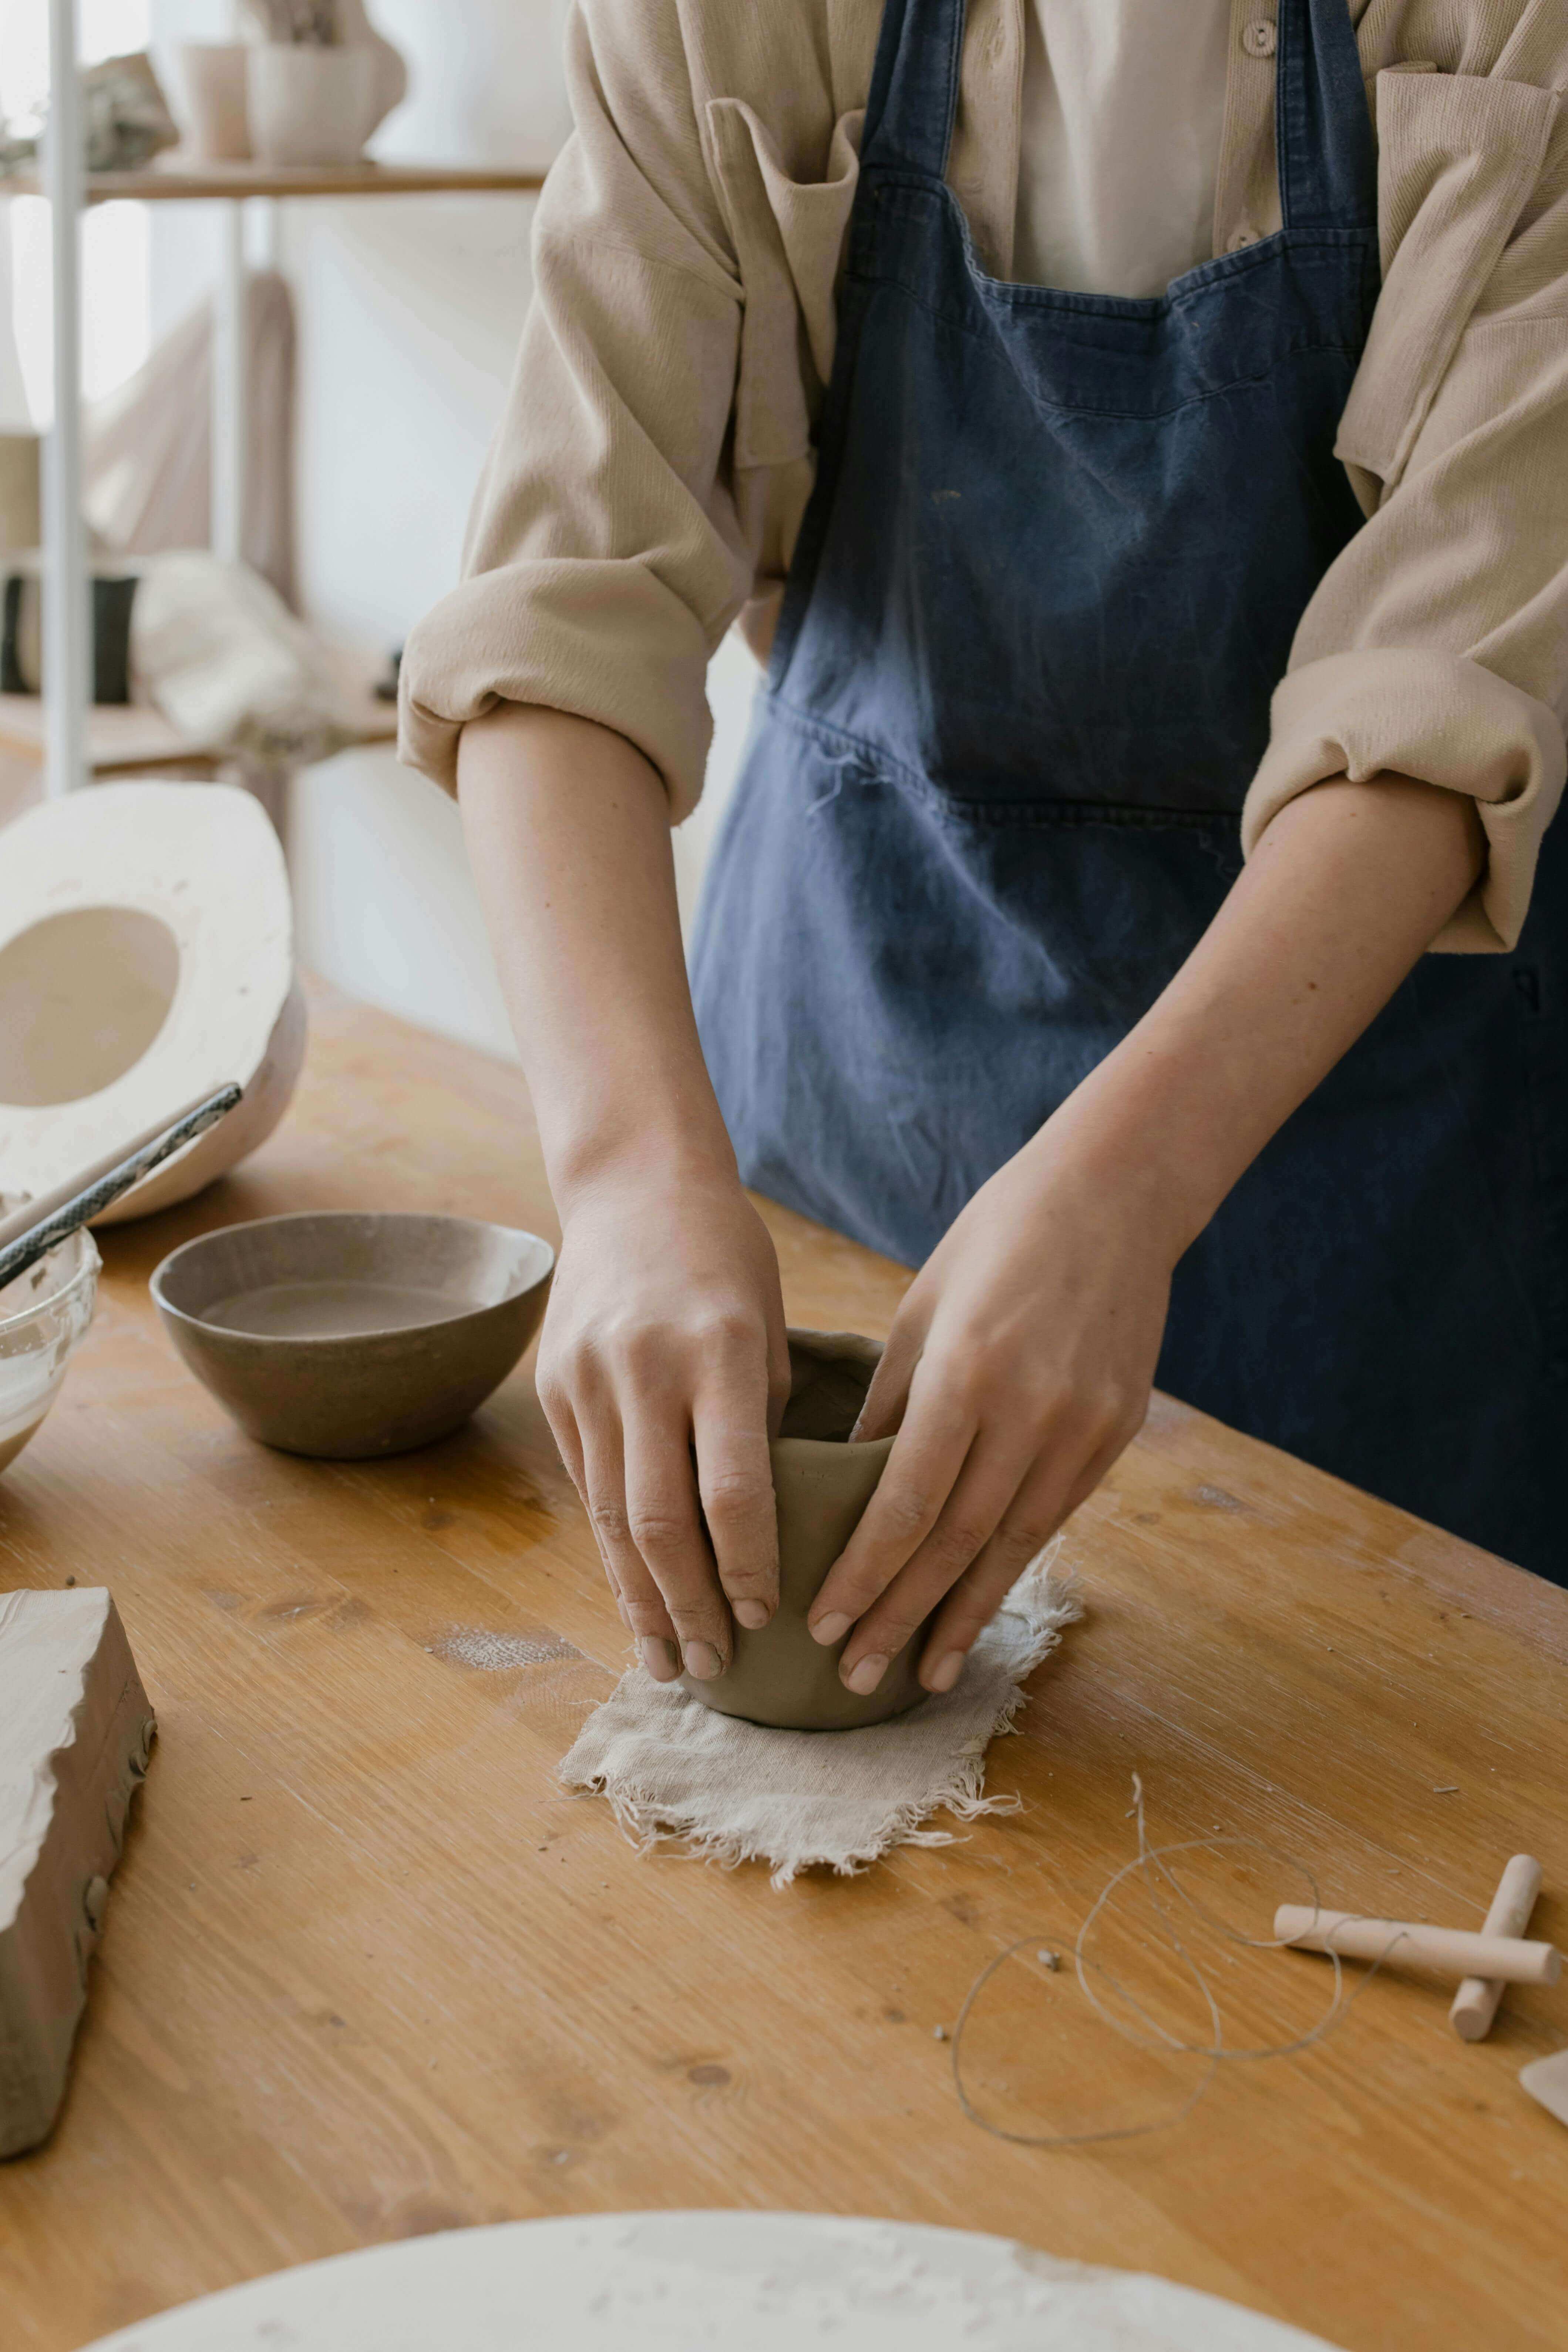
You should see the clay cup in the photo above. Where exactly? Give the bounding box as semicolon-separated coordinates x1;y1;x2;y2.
680;1330;933;1731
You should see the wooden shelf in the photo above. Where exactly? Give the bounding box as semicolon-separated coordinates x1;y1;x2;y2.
0;696;203;773
5;158;548;206
0;678;396;777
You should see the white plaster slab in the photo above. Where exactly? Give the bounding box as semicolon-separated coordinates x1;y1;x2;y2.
1;1587;155;2158
1521;2048;1568;2129
83;2213;1347;2349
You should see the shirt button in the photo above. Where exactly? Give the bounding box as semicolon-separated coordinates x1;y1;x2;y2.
1227;225;1254;252
1242;19;1277;56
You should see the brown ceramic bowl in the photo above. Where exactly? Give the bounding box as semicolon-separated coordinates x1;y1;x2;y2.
151;1211;555;1459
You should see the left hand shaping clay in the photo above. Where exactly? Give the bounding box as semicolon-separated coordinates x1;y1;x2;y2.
680;1330;930;1731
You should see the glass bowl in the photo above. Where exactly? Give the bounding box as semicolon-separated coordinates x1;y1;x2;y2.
0;1198;100;1477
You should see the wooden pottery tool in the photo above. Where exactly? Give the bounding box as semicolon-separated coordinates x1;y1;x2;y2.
1520;2049;1568;2130
1275;1905;1562;1985
1450;1855;1544;2042
0;1085;242;1291
151;1211;555;1458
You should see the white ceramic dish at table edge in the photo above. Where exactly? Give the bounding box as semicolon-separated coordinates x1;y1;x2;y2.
76;2212;1351;2351
0;1196;100;1478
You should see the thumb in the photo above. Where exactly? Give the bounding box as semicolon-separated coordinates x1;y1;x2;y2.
851;1324;925;1443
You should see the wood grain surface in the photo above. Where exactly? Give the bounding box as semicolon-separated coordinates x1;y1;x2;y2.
0;981;1563;2352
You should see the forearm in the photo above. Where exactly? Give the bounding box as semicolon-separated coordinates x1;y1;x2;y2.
1036;776;1486;1257
458;704;787;1669
457;704;735;1206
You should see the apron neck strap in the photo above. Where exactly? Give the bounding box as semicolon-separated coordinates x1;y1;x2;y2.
862;0;1376;237
862;0;965;181
1277;0;1377;231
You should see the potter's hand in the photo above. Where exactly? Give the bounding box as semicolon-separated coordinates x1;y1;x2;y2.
457;707;795;1690
807;1139;1169;1697
536;1168;792;1685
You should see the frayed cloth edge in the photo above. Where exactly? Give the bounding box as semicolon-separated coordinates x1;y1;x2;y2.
561;1565;1083;1888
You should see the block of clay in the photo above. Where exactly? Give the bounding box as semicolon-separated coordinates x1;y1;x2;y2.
0;1588;155;2158
681;1331;932;1731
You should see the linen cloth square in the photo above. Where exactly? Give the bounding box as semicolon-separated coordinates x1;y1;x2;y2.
559;1559;1081;1887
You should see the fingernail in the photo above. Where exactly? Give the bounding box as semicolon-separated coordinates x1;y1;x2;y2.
925;1651;965;1694
683;1640;725;1682
733;1599;771;1631
844;1652;889;1696
810;1611;852;1647
639;1637;680;1683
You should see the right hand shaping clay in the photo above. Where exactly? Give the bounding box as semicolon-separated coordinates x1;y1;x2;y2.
680;1330;931;1731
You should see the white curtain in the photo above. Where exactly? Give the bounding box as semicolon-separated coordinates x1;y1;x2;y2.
0;225;30;434
85;268;298;609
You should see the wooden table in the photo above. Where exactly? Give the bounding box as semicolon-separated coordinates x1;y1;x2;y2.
1;985;1564;2352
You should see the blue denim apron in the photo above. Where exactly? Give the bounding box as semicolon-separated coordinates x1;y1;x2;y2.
691;0;1567;1579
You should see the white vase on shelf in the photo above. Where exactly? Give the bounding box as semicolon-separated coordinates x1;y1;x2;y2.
176;43;253;163
333;0;409;141
247;44;380;169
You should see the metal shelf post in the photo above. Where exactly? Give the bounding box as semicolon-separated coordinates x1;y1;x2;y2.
43;0;89;795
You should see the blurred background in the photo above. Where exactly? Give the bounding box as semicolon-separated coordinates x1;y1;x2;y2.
0;1;755;1058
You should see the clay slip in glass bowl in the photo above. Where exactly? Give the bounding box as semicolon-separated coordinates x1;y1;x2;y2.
151;1212;554;1459
0;1200;99;1478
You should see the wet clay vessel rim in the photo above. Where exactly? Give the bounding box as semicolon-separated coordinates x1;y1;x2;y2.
150;1211;556;1347
771;1433;895;1467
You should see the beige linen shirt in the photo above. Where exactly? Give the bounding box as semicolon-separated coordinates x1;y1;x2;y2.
399;0;1568;953
1012;0;1234;294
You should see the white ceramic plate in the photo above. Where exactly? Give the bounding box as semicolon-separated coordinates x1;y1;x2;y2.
85;2212;1347;2351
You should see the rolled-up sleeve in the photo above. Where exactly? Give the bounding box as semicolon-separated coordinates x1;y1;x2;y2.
397;1;752;819
1241;57;1568;952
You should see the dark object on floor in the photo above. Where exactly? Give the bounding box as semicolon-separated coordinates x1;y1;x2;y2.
1;570;138;704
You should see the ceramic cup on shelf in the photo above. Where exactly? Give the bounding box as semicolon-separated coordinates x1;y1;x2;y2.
176;42;253;163
246;43;380;169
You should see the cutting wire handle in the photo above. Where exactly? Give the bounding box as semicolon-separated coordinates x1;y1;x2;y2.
0;1084;243;1292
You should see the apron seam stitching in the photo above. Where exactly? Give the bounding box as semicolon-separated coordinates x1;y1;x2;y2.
762;694;1244;831
855;172;1377;314
838;285;1370;416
